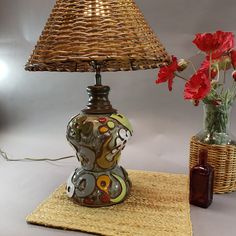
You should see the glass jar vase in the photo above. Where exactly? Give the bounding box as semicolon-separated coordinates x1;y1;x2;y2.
195;103;236;145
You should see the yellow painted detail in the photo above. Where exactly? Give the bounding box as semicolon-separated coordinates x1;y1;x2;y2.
99;126;109;134
97;175;111;193
110;174;127;203
110;114;133;133
116;154;121;162
107;121;115;129
97;136;116;169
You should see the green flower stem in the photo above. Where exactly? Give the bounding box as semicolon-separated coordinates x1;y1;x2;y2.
231;82;236;100
201;103;233;144
209;51;212;81
216;64;220;82
223;61;227;84
174;72;188;81
187;60;197;73
204;104;230;134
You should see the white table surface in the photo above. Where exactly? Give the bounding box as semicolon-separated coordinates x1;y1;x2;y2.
1;130;236;236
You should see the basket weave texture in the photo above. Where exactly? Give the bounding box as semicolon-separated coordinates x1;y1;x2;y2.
189;136;236;194
27;170;192;236
25;0;170;72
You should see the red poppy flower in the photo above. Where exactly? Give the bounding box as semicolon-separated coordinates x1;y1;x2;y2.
156;56;178;91
193;33;220;53
216;31;234;53
211;32;234;59
184;70;211;100
231;50;236;68
193;31;234;58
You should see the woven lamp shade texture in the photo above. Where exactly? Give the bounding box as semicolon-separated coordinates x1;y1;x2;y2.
25;0;170;72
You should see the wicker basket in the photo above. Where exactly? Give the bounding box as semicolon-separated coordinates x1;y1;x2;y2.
189;136;236;194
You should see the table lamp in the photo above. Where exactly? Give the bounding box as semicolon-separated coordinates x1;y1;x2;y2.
25;0;170;207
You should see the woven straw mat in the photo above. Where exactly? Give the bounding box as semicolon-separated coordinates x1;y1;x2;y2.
27;170;192;236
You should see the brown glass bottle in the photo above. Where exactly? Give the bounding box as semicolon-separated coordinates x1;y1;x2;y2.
190;149;214;208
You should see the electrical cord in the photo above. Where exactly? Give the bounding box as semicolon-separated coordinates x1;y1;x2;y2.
0;148;75;162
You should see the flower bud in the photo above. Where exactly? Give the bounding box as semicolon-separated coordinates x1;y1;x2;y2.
211;67;218;79
177;59;189;72
232;70;236;81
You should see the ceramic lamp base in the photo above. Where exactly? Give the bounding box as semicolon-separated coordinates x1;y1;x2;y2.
66;112;133;207
65;85;133;207
66;165;131;207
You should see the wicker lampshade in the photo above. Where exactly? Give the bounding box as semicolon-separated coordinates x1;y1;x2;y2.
25;0;170;72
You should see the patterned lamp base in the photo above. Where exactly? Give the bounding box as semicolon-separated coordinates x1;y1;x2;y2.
66;89;133;207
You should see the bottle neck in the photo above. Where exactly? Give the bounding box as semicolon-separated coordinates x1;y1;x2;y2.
198;149;208;166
